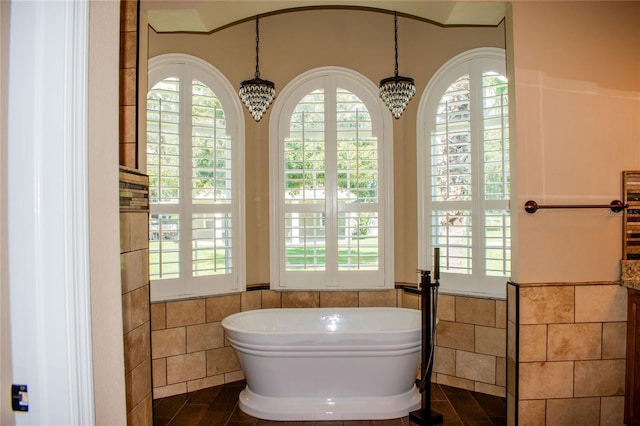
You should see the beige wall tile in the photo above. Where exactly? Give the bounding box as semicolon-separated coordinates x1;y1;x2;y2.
120;32;138;71
434;346;455;375
225;370;245;383
122;285;150;334
518;399;546;426
153;383;186;400
456;297;496;327
600;396;625;426
496;299;507;329
436;320;474;352
121;249;149;294
206;346;240;376
319;291;359;307
519;361;574;399
206;294;241;322
124;322;151;373
602;322;627;359
126;358;152;409
150;302;166;330
474;382;505;397
187;374;225;393
358;289;397;307
574;359;625;397
456;350;496;384
128;212;149;252
120;0;138;32
166;352;206;384
507;394;516;426
507;284;516;323
187;322;224;353
520;286;574;324
575;285;627;323
151;327;185;359
437;294;456;322
546;397;600;426
507;357;516;398
519;324;547;362
547;323;602;361
120;213;131;253
261;290;281;308
120;142;137;169
119;105;136;143
435;373;474;391
495;356;506;387
120;68;137;106
241;291;261;311
281;291;320;308
475;325;506;357
152;358;166;387
507;320;517;359
127;393;152;426
166;299;206;327
401;291;419;309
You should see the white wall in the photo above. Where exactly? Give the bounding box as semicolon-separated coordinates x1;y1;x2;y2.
1;0;127;424
88;1;128;424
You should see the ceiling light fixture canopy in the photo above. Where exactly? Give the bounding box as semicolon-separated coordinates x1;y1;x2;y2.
379;12;415;119
239;15;276;122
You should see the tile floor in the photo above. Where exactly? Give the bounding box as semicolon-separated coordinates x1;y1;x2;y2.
153;381;507;425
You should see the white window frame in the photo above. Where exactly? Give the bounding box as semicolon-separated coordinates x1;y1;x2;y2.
269;67;394;290
147;53;245;301
417;48;509;299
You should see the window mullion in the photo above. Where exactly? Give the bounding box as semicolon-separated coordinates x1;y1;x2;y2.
469;63;485;277
325;77;338;287
180;71;193;289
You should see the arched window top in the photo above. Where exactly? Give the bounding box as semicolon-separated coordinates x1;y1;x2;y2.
270;66;389;140
148;53;244;134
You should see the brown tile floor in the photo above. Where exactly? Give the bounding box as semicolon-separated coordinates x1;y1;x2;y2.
153;381;507;426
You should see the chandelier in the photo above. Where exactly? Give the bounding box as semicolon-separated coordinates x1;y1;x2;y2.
379;12;415;119
239;15;276;122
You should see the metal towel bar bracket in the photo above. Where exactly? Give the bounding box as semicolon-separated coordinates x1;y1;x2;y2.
524;199;627;214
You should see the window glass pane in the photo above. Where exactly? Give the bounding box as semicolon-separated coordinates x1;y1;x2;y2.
191;80;232;204
336;88;378;204
148;78;180;204
192;213;232;276
284;89;325;205
338;212;379;270
149;213;180;279
432;210;472;274
482;72;509;201
284;212;326;271
485;209;510;277
431;75;472;202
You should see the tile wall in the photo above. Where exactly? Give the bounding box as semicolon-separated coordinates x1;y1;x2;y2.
151;288;507;400
120;169;153;425
508;282;627;425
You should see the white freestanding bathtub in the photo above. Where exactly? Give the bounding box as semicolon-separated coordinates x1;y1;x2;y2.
221;307;422;421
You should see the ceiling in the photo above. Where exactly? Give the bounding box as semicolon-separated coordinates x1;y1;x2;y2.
142;1;508;33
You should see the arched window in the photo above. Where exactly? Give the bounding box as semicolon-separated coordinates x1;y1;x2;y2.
147;54;245;301
418;48;510;298
269;67;394;290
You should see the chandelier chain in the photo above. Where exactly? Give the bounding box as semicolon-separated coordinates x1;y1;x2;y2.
255;15;261;78
394;11;399;77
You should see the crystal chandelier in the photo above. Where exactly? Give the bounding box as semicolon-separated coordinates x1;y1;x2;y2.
239;15;276;122
379;12;415;119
